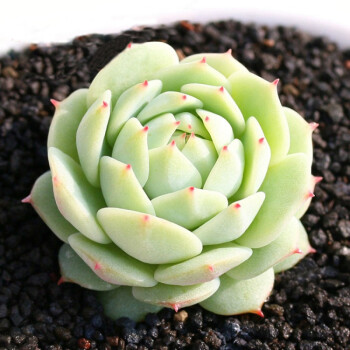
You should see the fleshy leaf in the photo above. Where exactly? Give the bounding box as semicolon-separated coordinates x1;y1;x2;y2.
106;80;162;146
97;208;203;264
175;112;210;139
203;139;244;197
133;278;220;311
181;84;245;137
232;117;271;200
285;106;313;166
59;244;117;291
194;192;265;245
146;113;178;149
236;154;310;248
112;118;149;187
144;142;202;199
154;243;252;285
227;217;301;280
48;147;110;244
180;51;248;77
100;156;155;215
229;71;290;164
88;42;179;106
68;233;157;287
152;60;231;92
47;89;88;162
151;187;228;230
76;90;111;187
98;287;162;322
196;109;234;153
274;219;314;273
137;92;203;124
181;134;218;182
29;171;76;243
200;269;274;315
169;132;187;150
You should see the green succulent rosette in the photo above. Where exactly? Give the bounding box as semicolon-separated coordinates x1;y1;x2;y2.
25;42;319;321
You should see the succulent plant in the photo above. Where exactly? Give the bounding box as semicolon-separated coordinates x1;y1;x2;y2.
24;41;319;321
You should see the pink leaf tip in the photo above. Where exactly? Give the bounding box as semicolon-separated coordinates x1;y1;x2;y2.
57;277;65;286
294;248;303;254
205;116;210;122
188;186;195;192
175;121;181;126
182;94;187;100
310;122;319;131
172;303;180;312
94;262;101;270
188;124;192;129
272;78;279;86
200;56;206;63
143;215;150;222
306;191;315;199
190;132;195;138
234;203;241;209
102;101;108;108
142;80;148;87
314;176;323;184
125;164;132;170
226;48;232;55
50;99;59;108
309;247;317;254
170;140;176;146
21;194;32;204
208;265;214;272
222;145;228;151
127;42;132;49
143;126;149;132
219;86;224;92
258;137;265;144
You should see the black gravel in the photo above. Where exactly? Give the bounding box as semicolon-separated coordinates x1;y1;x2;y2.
0;19;350;350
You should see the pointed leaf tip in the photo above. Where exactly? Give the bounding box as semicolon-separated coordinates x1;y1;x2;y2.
21;194;32;204
314;176;323;184
219;86;224;92
272;78;279;86
57;277;65;286
253;309;264;317
309;247;317;254
127;42;132;49
50;98;60;108
143;80;148;86
259;137;265;144
310;122;319;131
200;57;206;64
234;203;241;209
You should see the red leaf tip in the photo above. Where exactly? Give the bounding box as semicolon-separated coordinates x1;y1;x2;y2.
294;248;303;254
182;94;187;100
143;215;150;222
127;42;132;49
175;121;181;126
306;191;315;199
143;126;149;132
50;99;60;108
222;145;228;151
94;262;101;270
314;176;323;184
189;186;195;192
272;78;279;86
57;277;65;286
309;247;317;254
102;101;108;108
219;86;224;92
226;48;232;55
21;194;32;204
205;116;210;122
259;137;265;144
170;140;176;146
200;56;206;63
142;80;148;87
253;309;264;318
172;303;180;312
234;203;241;209
208;265;214;272
188;124;192;129
126;164;132;170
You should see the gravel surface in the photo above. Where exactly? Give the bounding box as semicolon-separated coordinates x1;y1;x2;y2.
0;20;350;350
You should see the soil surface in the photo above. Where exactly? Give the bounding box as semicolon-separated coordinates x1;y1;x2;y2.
0;20;350;350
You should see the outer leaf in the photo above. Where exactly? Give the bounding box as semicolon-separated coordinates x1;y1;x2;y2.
274;219;314;273
232;117;271;200
181;84;245;137
97;208;203;264
48;147;110;244
227;217;301;280
151;187;228;230
180;51;248;77
200;269;274;315
87;42;179;106
30;171;76;243
76;90;111;187
68;233;157;287
146;113;178;149
59;244;117;291
106;80;162;146
204;139;244;198
181;134;218;182
229;71;290;164
236;154;310;248
137;92;203;124
47;89;88;162
152;60;231;92
196;109;234;153
98;287;162;322
112;118;149;187
144;142;202;199
100;156;155;215
285;106;313;166
133;278;220;311
194;192;265;245
154;243;252;285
